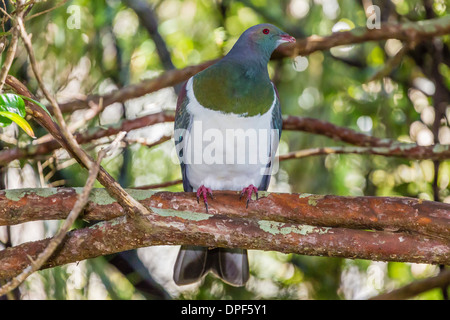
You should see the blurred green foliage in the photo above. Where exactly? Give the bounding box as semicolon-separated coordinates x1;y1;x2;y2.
1;0;449;300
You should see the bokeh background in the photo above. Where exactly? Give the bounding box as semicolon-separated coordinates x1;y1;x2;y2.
0;0;449;299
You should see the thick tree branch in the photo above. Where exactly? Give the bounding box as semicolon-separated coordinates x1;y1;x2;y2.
0;189;448;280
0;187;449;268
2;188;448;239
1;189;448;240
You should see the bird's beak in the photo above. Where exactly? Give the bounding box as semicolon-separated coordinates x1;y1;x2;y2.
279;34;296;43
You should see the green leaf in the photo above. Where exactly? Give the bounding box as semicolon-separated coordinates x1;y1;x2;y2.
0;93;26;127
0;111;36;138
19;95;54;120
0;116;12;127
0;93;26;117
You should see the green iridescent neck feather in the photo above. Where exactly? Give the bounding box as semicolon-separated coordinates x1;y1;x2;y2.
192;59;274;117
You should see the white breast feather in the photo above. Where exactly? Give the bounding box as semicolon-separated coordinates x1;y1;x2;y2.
183;77;277;191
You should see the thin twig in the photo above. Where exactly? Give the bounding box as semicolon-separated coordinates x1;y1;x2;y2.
16;15;93;169
15;16;153;236
0;145;103;296
0;5;12;20
368;43;410;82
35;97;105;145
4;75;152;221
278;144;450;161
134;179;182;190
125;134;172;149
25;0;69;21
369;269;450;300
0;11;21;93
123;0;175;71
0;132;126;296
0;111;175;165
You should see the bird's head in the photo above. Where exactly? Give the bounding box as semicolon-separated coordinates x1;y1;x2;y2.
231;24;296;60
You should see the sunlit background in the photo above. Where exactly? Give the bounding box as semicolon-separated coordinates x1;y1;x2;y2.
0;0;449;299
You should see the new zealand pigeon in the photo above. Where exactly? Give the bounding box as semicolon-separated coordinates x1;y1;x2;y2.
173;24;295;286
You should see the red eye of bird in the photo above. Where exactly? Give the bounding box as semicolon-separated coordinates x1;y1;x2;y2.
262;28;270;34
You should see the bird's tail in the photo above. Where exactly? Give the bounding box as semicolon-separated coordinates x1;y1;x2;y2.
173;245;249;287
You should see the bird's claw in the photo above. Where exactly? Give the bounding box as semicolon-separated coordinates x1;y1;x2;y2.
240;184;259;208
196;185;213;212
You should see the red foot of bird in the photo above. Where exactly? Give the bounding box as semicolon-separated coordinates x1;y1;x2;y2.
240;184;259;208
196;185;213;212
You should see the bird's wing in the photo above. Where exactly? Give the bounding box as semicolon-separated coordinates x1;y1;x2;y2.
258;84;282;191
174;80;194;192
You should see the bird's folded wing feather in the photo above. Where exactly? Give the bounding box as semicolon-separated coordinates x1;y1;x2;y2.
174;80;194;192
258;83;282;191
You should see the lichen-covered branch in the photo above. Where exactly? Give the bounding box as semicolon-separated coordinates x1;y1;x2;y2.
0;187;448;280
0;188;448;280
2;188;448;240
1;188;448;239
